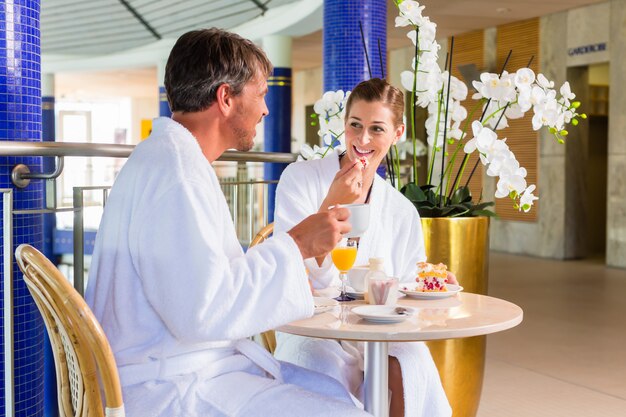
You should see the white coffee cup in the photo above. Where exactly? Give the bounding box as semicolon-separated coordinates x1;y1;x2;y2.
347;265;369;292
343;203;370;238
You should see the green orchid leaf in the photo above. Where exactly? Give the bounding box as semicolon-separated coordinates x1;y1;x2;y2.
451;208;471;217
401;183;427;202
450;186;471;204
418;205;455;217
471;201;495;211
470;209;498;217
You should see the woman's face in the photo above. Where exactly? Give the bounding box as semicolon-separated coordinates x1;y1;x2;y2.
344;100;405;172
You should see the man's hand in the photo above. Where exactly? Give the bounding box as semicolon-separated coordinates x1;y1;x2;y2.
288;207;351;259
319;161;363;211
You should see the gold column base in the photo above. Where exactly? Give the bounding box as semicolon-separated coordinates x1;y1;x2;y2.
421;217;490;417
426;336;486;417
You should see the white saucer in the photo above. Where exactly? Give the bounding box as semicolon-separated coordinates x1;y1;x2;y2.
346;290;365;300
351;305;415;323
399;284;463;300
313;297;339;314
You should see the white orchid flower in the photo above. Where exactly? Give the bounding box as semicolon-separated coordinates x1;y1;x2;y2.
396;0;426;27
517;86;533;112
442;75;468;101
559;81;576;101
299;144;326;161
464;121;495;154
532;107;559;130
536;73;554;89
505;102;525;119
485;146;513;177
448;121;464;141
495;156;528;198
450;100;468;123
401;70;416;92
419;17;438;43
514;68;535;89
518;184;539;212
496;174;527;198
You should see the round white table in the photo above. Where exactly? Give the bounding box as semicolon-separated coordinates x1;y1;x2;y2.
277;292;523;417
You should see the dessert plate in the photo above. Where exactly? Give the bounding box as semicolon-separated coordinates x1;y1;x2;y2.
313;297;339;314
351;305;415;323
399;284;463;300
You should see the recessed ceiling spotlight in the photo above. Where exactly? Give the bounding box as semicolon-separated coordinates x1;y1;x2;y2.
496;7;511;13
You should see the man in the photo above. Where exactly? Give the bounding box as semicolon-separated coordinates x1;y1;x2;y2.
85;29;369;417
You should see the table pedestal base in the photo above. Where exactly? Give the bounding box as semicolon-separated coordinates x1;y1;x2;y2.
364;341;389;417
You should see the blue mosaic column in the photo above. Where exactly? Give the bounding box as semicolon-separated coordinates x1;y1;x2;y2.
0;1;45;416
323;0;387;92
263;36;292;223
41;73;55;259
41;73;58;417
157;60;171;117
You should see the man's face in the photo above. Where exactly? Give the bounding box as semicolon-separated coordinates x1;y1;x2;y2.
229;73;269;152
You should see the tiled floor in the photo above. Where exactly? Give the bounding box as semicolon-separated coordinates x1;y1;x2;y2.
477;252;626;417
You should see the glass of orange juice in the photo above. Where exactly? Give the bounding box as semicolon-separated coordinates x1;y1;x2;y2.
331;239;357;301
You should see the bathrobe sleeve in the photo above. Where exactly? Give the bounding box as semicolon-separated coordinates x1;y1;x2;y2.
274;163;336;289
129;179;314;344
395;206;427;283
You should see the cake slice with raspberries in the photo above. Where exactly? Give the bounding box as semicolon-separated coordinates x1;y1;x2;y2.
415;262;449;292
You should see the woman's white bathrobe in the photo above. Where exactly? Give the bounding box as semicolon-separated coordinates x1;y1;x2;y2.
273;153;452;417
85;118;369;417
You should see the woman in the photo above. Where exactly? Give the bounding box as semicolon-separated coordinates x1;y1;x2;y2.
273;78;453;417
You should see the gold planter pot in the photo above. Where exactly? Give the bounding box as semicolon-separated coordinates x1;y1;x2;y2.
420;217;490;417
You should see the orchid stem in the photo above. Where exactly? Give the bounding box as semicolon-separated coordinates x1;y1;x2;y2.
411;27;420;186
438;37;454;207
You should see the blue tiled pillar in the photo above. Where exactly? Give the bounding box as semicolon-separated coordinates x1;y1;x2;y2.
0;1;45;417
41;73;58;417
157;60;171;117
263;36;292;223
41;73;55;260
323;0;387;92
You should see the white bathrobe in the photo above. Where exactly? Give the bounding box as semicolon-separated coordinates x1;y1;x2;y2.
85;118;369;417
273;153;452;417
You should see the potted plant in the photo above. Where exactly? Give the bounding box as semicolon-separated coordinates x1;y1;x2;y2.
303;2;584;416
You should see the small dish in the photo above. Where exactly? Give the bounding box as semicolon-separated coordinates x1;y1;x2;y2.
313;296;339;314
351;305;415;323
399;284;463;300
345;289;365;300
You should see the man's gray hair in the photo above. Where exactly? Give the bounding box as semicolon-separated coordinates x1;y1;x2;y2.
165;28;273;113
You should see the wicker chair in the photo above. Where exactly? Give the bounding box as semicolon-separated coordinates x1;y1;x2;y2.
249;223;278;354
15;244;124;417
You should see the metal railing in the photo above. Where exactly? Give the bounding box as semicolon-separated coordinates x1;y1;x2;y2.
0;140;297;417
1;140;297;290
0;140;297;162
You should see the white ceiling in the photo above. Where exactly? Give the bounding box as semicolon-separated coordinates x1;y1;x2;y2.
43;0;608;72
292;0;607;70
42;0;299;55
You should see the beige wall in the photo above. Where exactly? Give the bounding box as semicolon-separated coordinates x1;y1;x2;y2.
291;67;322;152
490;0;626;268
607;0;626;267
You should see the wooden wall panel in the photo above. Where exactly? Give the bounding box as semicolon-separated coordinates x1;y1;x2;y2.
495;18;540;221
448;30;484;204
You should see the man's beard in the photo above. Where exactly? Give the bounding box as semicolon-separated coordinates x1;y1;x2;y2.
233;125;254;151
231;107;255;152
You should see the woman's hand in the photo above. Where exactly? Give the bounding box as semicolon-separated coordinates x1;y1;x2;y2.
319;161;364;211
446;271;458;285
